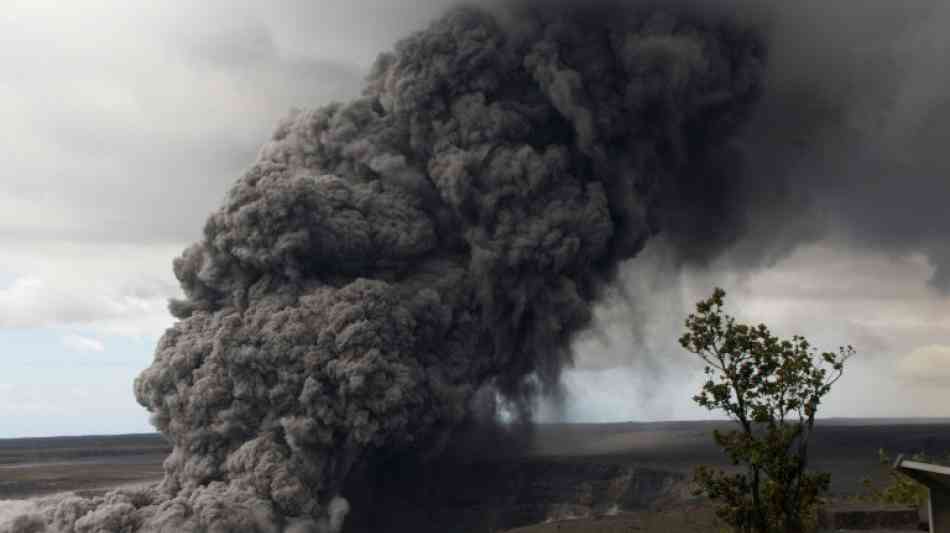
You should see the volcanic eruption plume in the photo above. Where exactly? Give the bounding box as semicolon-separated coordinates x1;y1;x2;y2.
2;3;767;532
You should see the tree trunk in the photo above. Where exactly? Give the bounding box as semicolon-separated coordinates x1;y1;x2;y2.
752;466;768;533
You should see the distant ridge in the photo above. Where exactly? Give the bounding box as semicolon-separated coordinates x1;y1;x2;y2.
0;433;166;446
536;417;950;428
818;417;950;426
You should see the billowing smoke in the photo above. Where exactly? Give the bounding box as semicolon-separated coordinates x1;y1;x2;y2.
556;0;950;421
653;0;950;285
7;2;769;531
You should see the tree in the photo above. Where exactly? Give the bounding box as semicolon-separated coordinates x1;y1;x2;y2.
680;288;853;533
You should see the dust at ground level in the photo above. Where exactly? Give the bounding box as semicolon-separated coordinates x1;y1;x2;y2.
1;420;949;532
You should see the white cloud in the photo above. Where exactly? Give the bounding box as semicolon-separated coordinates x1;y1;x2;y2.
0;274;172;339
898;344;950;384
0;241;182;340
0;277;114;328
62;334;105;353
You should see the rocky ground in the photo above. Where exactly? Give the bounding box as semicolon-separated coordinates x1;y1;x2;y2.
1;419;948;532
504;505;723;533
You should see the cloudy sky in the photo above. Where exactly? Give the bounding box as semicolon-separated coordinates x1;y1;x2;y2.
2;0;948;438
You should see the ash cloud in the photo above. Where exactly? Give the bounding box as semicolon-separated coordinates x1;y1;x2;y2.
523;1;950;290
14;2;765;530
677;0;950;286
10;0;950;531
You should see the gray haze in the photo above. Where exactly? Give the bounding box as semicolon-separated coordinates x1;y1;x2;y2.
2;1;950;532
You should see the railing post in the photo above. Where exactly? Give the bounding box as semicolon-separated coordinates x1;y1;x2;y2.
932;485;950;533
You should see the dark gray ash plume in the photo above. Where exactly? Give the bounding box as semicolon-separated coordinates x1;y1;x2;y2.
1;3;765;531
36;0;950;529
656;0;950;285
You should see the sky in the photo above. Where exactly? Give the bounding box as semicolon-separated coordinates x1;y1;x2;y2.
1;0;948;438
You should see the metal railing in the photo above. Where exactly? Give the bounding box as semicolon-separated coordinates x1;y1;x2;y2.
894;455;950;533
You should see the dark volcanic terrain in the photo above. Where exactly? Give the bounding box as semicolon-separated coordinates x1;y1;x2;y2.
1;420;949;532
0;434;169;500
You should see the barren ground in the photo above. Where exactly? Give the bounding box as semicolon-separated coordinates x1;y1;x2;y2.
0;434;168;499
1;419;948;532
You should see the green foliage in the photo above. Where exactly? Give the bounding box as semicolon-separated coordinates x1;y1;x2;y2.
681;288;853;533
